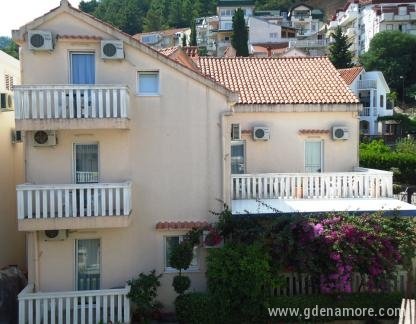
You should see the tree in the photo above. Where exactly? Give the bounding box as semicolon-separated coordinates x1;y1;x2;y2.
168;0;185;28
190;21;197;46
360;31;416;102
79;0;99;14
1;40;19;59
143;1;167;32
181;33;187;47
328;26;353;68
231;8;249;57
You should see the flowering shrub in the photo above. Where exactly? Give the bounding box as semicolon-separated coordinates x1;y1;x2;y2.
268;214;416;293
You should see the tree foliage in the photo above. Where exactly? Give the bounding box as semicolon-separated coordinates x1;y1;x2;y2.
360;31;416;100
231;8;249;57
190;21;197;46
0;37;19;59
78;0;216;34
329;26;353;68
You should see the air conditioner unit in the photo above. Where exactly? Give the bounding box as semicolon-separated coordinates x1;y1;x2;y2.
253;127;270;141
231;123;241;140
0;93;13;110
41;230;68;241
33;130;57;147
11;130;23;144
332;126;350;140
101;40;124;59
28;30;54;51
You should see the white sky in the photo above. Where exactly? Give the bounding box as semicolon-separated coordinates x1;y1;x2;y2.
1;0;81;37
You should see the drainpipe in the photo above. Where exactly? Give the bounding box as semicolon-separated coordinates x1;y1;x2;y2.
221;107;234;206
33;231;40;290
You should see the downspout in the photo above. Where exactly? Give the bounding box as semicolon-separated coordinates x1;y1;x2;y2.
221;103;235;205
33;231;40;290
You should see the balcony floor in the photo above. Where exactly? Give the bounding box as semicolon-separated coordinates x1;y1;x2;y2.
232;198;416;216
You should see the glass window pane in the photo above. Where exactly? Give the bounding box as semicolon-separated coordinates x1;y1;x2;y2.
75;144;99;183
305;141;322;172
76;239;100;291
165;236;180;268
138;72;159;94
231;141;245;174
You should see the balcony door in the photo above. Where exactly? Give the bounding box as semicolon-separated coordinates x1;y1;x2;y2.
74;143;99;184
231;141;245;174
76;239;101;291
70;52;95;84
305;140;323;173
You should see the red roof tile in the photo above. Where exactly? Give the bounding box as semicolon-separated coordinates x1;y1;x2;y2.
338;66;364;85
199;57;359;105
57;34;102;40
158;46;180;57
155;221;210;230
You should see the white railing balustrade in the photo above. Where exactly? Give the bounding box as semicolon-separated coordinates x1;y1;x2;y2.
18;284;130;324
289;39;328;48
17;182;132;220
76;172;99;184
357;79;377;89
272;270;407;296
231;168;393;200
14;85;129;120
360;107;371;116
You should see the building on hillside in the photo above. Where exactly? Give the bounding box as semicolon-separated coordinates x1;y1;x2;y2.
288;4;324;37
0;50;25;269
248;16;297;45
133;27;191;50
328;0;416;56
216;0;255;56
195;16;218;56
339;66;393;135
12;1;416;322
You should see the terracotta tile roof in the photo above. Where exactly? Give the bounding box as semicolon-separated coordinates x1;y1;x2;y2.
155;221;210;230
338;66;364;85
223;46;236;58
299;129;330;134
158;46;180;57
183;46;199;60
57;34;102;40
199;57;359;105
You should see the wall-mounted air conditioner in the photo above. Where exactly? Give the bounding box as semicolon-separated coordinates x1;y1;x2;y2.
28;30;54;51
33;130;57;147
101;40;124;59
253;127;270;141
332;126;350;140
41;230;68;241
0;93;13;110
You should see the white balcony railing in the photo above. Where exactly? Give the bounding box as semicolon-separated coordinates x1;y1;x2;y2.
231;168;393;200
14;85;129;120
75;171;99;184
289;39;328;48
17;182;132;220
357;79;377;89
18;284;130;324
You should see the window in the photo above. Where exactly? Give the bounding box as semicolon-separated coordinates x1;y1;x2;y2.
137;71;159;95
165;236;198;272
4;74;13;91
76;239;100;291
141;35;159;44
398;6;407;16
74;143;99;184
70;52;95;85
231;140;245;174
270;33;278;39
386;24;393;30
224;36;230;41
380;95;384;108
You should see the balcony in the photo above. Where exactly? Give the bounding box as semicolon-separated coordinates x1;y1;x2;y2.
18;284;130;324
16;181;132;231
289;39;328;48
14;85;130;131
231;168;393;201
357;79;377;89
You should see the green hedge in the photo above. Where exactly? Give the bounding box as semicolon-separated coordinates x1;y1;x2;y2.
176;292;403;323
360;150;416;184
175;293;217;324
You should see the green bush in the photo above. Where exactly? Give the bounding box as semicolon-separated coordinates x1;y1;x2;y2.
175;293;217;324
206;243;281;324
172;275;191;295
269;293;402;321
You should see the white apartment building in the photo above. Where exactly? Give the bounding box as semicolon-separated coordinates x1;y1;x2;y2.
329;0;416;56
339;66;393;135
288;4;324;37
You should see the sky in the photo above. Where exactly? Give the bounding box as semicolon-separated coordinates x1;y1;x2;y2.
1;0;82;37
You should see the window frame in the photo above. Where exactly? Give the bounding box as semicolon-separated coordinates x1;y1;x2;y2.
137;71;160;96
72;142;100;184
304;139;324;173
74;238;102;291
69;51;96;85
231;140;246;174
164;235;199;273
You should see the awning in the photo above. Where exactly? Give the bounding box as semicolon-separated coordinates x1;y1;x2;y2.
232;198;416;216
